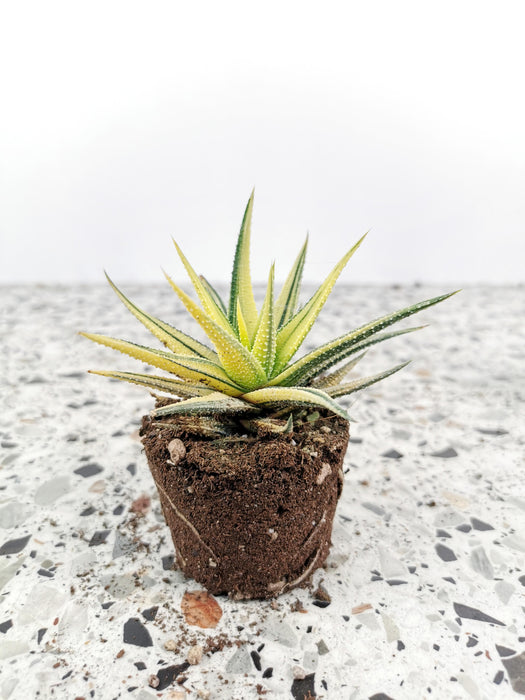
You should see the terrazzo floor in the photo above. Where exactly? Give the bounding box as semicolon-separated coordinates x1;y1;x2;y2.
1;283;524;699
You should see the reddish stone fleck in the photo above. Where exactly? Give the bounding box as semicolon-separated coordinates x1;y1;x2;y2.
181;590;223;629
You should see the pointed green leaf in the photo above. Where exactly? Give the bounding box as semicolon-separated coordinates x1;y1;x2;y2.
164;273;267;389
242;386;349;420
228;191;258;340
251;263;276;375
200;275;227;315
327;362;410;398
152;392;260;417
79;333;244;395
312;351;368;389
104;272;218;361
273;233;367;373
88;370;214;397
272;289;458;386
288;326;422;387
172;240;233;334
274;235;308;328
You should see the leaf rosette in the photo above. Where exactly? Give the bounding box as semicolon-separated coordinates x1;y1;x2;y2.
81;192;457;423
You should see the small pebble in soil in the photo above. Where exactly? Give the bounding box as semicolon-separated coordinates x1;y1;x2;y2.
187;643;204;665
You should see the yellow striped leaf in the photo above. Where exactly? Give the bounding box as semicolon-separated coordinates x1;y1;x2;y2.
164;273;267;390
312;351;368;389
200;275;227;315
274;235;308;328
88;370;213;397
242;386;349;419
236;298;251;348
153;392;260;417
285;326;423;387
271;290;453;387
104;272;217;361
79;333;244;395
327;362;410;398
273;233;367;373
173;240;233;334
251;263;276;375
228;191;259;340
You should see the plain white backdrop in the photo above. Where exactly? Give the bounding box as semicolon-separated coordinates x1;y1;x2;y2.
1;0;524;285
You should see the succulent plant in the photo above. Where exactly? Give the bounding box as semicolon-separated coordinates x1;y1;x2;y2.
81;192;456;424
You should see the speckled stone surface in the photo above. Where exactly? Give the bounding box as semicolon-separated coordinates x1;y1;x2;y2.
1;283;524;699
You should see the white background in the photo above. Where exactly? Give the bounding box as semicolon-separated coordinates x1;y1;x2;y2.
1;0;524;285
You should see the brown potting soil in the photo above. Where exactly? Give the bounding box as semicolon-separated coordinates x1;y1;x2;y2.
140;404;349;599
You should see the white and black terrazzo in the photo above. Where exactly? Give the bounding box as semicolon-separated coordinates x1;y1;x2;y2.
1;283;524;699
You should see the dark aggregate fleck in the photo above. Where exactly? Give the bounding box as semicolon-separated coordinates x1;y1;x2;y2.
436;529;451;538
496;644;516;658
80;506;96;517
502;651;525;694
493;670;504;684
369;694;395;700
476;428;508;436
113;504;125;516
312;600;330;608
443;577;456;584
74;463;103;478
387;580;407;586
0;535;31;555
134;661;146;670
456;523;472;533
263;668;273;678
435;544;457;562
59;371;85;379
250;650;261;670
102;602;115;610
519;575;525;587
126;463;137;476
37;628;47;644
88;530;111;547
123;618;153;647
431;447;458;458
453;603;505;626
156;662;190;690
37;568;54;578
0;619;13;634
362;502;385;516
470;517;494;531
466;637;478;648
382;449;403;459
317;639;329;655
291;672;316;700
397;640;405;651
142;606;158;622
162;555;175;570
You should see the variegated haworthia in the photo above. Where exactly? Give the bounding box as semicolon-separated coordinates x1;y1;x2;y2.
81;191;457;422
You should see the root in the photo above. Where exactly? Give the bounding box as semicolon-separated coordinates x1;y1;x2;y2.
155;482;218;563
282;544;324;594
300;510;327;551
